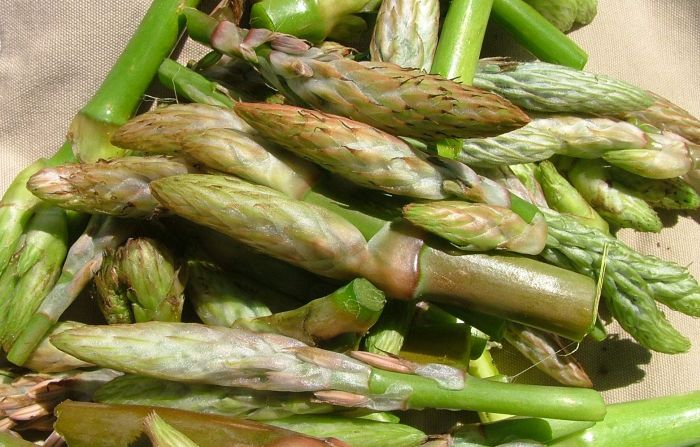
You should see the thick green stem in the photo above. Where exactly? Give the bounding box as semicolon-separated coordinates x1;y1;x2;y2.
158;59;234;108
431;0;494;83
550;391;700;446
7;216;135;365
81;0;198;127
368;369;605;421
491;0;587;69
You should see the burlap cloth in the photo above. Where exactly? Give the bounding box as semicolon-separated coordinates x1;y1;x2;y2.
0;0;697;418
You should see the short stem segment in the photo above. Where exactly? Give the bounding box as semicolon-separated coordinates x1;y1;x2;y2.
158;59;234;108
431;0;494;83
368;369;606;421
491;0;588;69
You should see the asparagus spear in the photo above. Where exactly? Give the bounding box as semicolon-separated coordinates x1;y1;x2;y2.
608;166;700;210
370;0;440;72
0;206;69;351
51;322;606;420
602;130;699;179
403;201;546;255
115;237;187;322
0;159;49;279
535;160;609;233
111;103;253;154
27;156;196;218
145;412;201;447
93;250;134;324
7;216;136;366
95;375;337;420
541;208;693;353
522;0;578;32
158;58;236;107
568;158;662;232
55;401;349;447
473;59;653;115
23;322;94;373
453;116;661;168
150;174;598;340
184;10;530;140
3;0;202;366
233;102;518;206
234;278;385;346
621;90;700;145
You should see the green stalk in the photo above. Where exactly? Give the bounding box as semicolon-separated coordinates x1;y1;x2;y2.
54;401;346;447
0;159;47;280
7;216;136;366
76;0;201;162
5;0;201;366
367;370;605;421
550;391;700;446
491;0;588;69
234;278;386;346
431;0;494;83
536;160;610;233
158;58;234;108
0;206;69;351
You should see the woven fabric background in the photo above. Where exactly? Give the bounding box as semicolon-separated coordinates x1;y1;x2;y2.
0;0;698;413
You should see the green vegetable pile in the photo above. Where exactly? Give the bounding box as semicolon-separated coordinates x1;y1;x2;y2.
1;0;699;446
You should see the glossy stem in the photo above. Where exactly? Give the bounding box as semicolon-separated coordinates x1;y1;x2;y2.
431;0;494;83
368;369;606;421
491;0;587;69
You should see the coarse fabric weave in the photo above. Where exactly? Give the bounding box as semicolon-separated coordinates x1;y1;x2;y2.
0;0;698;416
